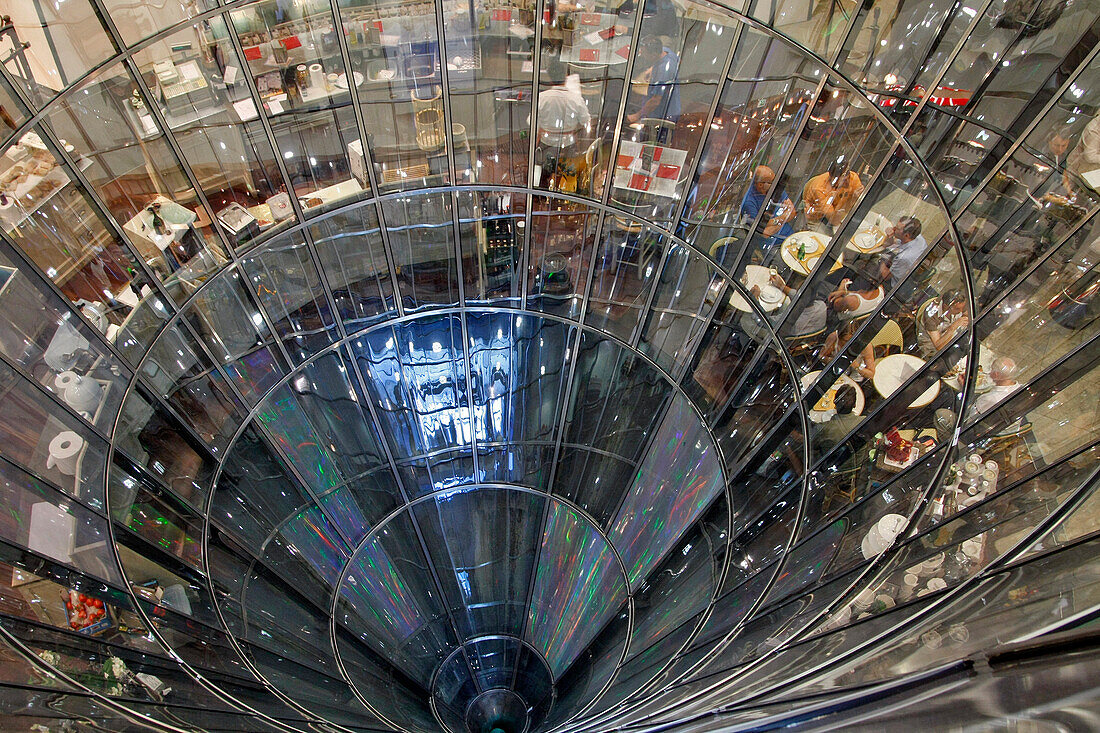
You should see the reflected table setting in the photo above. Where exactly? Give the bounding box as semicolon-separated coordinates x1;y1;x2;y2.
873;353;941;408
612;141;688;199
781;231;844;276
729;264;788;312
560;13;630;66
801;370;864;423
846;211;893;254
942;344;996;392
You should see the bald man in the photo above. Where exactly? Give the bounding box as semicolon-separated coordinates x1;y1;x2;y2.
740;165;796;253
972;357;1022;416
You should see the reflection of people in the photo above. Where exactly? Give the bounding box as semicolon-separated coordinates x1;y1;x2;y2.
536;73;590;149
618;0;681;44
1066;115;1100;194
1047;127;1072;169
916;289;968;356
535;74;591;191
817;384;861;452
803;159;863;230
627;36;681;136
740;165;796;253
828;278;884;319
880;216;926;290
971;357;1022;415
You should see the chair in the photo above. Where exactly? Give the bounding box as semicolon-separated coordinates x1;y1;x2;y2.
981;422;1038;478
785;326;827;370
869;318;904;358
822;462;866;513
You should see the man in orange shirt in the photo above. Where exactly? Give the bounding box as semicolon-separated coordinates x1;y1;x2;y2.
803;159;864;231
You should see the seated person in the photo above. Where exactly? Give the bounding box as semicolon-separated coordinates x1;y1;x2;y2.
916;289;968;357
819;319;875;380
827;277;884;320
971;357;1022;416
803;159;864;231
879;216;927;291
740;165;796;255
627;36;681;141
816;384;862;453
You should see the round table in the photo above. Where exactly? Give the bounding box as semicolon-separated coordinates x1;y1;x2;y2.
873;353;941;408
729;264;788;312
801;370;865;423
781;231;844;276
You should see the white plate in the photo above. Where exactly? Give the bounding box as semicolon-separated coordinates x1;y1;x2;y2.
852;229;881;250
335;71;365;89
757;284;784;305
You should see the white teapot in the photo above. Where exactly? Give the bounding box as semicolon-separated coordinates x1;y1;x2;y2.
55;371;102;414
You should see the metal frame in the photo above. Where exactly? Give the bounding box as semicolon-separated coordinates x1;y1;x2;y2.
0;0;1095;731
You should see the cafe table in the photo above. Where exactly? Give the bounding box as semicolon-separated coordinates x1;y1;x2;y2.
801;370;864;423
846;211;893;254
729;264;788;312
873;353;941;408
781;231;844;276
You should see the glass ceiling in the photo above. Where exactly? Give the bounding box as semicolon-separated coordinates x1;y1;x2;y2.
0;0;1096;731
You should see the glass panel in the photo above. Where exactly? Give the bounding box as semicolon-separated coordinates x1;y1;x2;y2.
0;130;155;317
0;457;120;585
0;0;114;103
382;190;459;308
102;0;219;47
0;245;130;434
228;0;371;213
336;509;457;685
526;195;597;319
412;487;543;640
115;387;214;508
609;393;724;588
586;218;667;341
638;244;721;372
183;266;291;400
142;320;243;456
466;312;572;445
338;0;453;191
309;204;396;331
130;16;294;249
109;460;204;576
43;65;227;290
240;233;337;361
0;361;108;511
439;0;533;188
526;499;628;676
